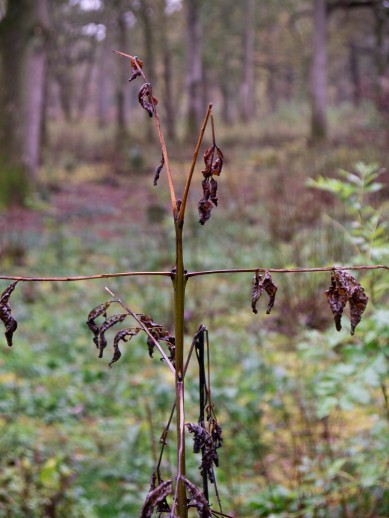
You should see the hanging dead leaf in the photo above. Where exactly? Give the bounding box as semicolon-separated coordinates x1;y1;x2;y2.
138;82;158;117
210;177;218;205
128;55;143;82
252;271;278;314
0;281;18;347
98;313;127;358
202;144;224;178
109;327;140;368
186;423;219;484
86;301;112;348
140;479;174;518
153;154;164;186
325;270;368;335
198;199;214;225
181;477;212;517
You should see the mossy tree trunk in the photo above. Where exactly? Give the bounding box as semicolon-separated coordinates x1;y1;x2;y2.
0;0;49;206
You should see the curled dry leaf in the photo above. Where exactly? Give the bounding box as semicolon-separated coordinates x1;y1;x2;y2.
140;479;173;518
186;423;220;484
109;327;140;368
153;154;164;186
86;302;112;348
0;281;18;347
325;269;368;335
128;55;143;82
252;271;278;315
198;199;214;225
138;82;158;117
98;313;127;358
198;142;224;224
181;477;212;517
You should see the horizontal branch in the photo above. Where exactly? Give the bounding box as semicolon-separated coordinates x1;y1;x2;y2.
186;265;388;278
0;271;172;283
0;265;386;284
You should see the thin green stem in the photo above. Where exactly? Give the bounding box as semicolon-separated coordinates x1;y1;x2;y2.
172;221;188;517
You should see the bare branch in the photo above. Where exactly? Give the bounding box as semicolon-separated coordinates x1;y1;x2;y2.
0;271;172;283
186;265;388;279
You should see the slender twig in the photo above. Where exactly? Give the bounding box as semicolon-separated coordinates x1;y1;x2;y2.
177;104;213;223
113;49;177;216
186;264;389;278
105;287;176;375
0;271;172;283
211;510;237;518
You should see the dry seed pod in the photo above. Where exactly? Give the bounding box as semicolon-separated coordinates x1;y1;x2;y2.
86;301;112;348
138;82;158;117
128;56;143;82
98;313;127;358
140;479;173;518
182;477;212;517
153;154;164;186
109;328;140;368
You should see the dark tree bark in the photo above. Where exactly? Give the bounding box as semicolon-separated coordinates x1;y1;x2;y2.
241;0;256;122
185;0;203;139
0;0;50;203
310;0;328;142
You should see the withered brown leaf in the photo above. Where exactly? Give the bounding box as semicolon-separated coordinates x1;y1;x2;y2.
325;270;368;335
98;313;127;358
138;82;158;118
186;423;219;483
198;199;214;225
109;327;140;368
202;144;224;178
86;301;112;348
140;479;173;518
252;271;278;314
128;56;143;82
0;281;18;347
153;154;164;186
181;477;212;517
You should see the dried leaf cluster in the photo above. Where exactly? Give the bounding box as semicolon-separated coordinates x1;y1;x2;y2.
0;282;18;347
186;423;221;484
251;271;278;314
325;269;368;335
86;302;175;368
128;56;143;82
138;82;158;118
198;143;224;225
140;478;173;518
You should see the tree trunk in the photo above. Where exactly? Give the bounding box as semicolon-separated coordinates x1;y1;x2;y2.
185;0;203;140
310;0;328;142
97;32;111;127
115;11;129;146
349;43;361;106
241;0;256;122
158;0;175;141
0;0;49;204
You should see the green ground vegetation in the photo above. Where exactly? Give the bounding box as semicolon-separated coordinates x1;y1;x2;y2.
0;101;388;517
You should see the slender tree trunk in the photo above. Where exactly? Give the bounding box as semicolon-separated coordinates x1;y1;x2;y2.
97;33;111;127
185;0;203;139
158;0;175;141
139;0;156;141
115;11;129;145
310;0;328;142
0;0;49;202
349;43;361;106
241;0;256;122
